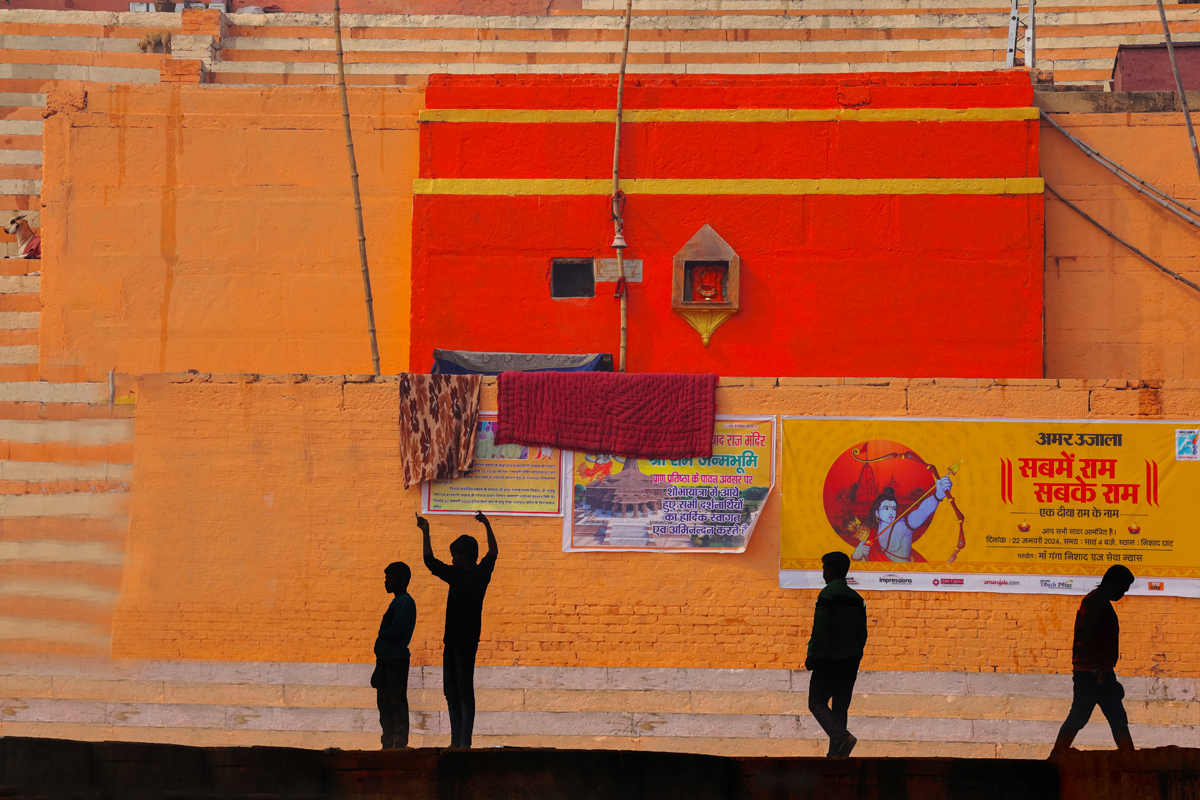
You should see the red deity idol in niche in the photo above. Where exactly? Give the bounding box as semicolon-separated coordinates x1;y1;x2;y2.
689;262;728;303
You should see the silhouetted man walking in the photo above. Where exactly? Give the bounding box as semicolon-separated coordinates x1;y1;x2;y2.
419;511;498;749
372;561;416;749
1050;564;1136;758
806;551;867;758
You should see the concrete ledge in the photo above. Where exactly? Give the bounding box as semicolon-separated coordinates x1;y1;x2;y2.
16;736;1195;800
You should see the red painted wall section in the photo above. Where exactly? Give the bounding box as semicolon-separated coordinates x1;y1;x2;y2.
411;74;1044;378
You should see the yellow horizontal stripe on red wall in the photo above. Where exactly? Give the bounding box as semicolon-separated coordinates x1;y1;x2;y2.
412;177;1045;196
417;107;1041;124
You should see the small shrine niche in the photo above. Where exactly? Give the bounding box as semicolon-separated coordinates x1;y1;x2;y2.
672;224;740;346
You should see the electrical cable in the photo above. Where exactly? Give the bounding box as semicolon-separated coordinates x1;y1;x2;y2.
1045;183;1200;296
1040;110;1200;231
611;0;634;373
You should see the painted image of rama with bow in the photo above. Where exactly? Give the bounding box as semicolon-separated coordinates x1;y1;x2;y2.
821;440;965;563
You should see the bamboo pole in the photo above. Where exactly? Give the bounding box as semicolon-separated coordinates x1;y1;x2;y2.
333;0;381;376
613;0;634;373
1156;0;1200;184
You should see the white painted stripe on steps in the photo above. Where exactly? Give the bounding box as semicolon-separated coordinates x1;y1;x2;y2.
0;275;39;293
0;119;42;135
0;461;132;481
0;179;41;195
0;616;110;647
0;538;124;564
226;31;1172;55
238;7;1197;29
0;383;107;404
0;419;133;444
580;0;1189;8
0;93;46;107
0;345;37;364
0;582;118;604
0;697;1192;747
0;64;161;83
0;312;39;330
0;494;130;520
0;660;1190;703
0;35;142;52
0;9;179;22
0;150;42;166
0;211;39;227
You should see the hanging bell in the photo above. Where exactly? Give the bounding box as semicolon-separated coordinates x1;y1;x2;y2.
611;231;628;250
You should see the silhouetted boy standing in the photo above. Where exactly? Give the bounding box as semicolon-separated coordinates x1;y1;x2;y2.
372;561;416;749
1051;564;1136;758
419;511;498;749
806;551;868;758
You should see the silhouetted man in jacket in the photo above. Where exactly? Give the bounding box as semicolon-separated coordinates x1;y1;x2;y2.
419;511;498;749
372;561;416;749
1050;564;1136;758
806;550;868;757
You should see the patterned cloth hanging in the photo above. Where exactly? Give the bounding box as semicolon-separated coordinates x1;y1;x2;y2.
398;373;482;489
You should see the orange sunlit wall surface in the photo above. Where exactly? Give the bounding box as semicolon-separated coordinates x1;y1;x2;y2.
411;73;1044;378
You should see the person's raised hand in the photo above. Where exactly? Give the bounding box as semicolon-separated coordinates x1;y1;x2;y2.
415;513;430;534
475;510;489;525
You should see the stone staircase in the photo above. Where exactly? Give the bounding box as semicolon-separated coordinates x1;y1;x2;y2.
0;91;43;257
0;1;1196;249
0;257;132;658
210;4;1200;88
0;655;1196;755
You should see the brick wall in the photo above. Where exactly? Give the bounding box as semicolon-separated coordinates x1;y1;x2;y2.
111;375;1200;679
37;85;419;382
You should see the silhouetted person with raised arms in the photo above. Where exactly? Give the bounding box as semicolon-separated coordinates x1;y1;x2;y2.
419;511;498;749
1050;564;1136;759
372;561;415;750
806;550;868;757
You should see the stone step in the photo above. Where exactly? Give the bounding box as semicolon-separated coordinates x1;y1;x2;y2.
0;92;46;107
0;262;40;276
0;329;37;347
0;64;161;85
0;657;1193;752
0;461;132;481
0;417;134;444
0;365;39;382
0;383;107;404
0;119;41;136
0;345;36;365
0;180;40;198
0;276;39;294
0;674;1194;753
0;311;39;330
0;151;42;166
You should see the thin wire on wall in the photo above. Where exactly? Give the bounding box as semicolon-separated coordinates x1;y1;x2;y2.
1045;183;1200;295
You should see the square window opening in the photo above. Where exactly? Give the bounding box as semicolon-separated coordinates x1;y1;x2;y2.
551;259;595;298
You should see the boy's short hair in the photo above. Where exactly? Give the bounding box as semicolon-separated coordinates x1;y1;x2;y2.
384;562;411;583
450;534;479;562
821;551;851;580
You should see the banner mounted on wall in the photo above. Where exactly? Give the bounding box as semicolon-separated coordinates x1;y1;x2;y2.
423;413;563;517
563;416;775;553
780;417;1200;597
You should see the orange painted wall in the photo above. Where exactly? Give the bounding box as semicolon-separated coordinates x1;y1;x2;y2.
1043;111;1200;379
112;375;1200;677
38;85;419;381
